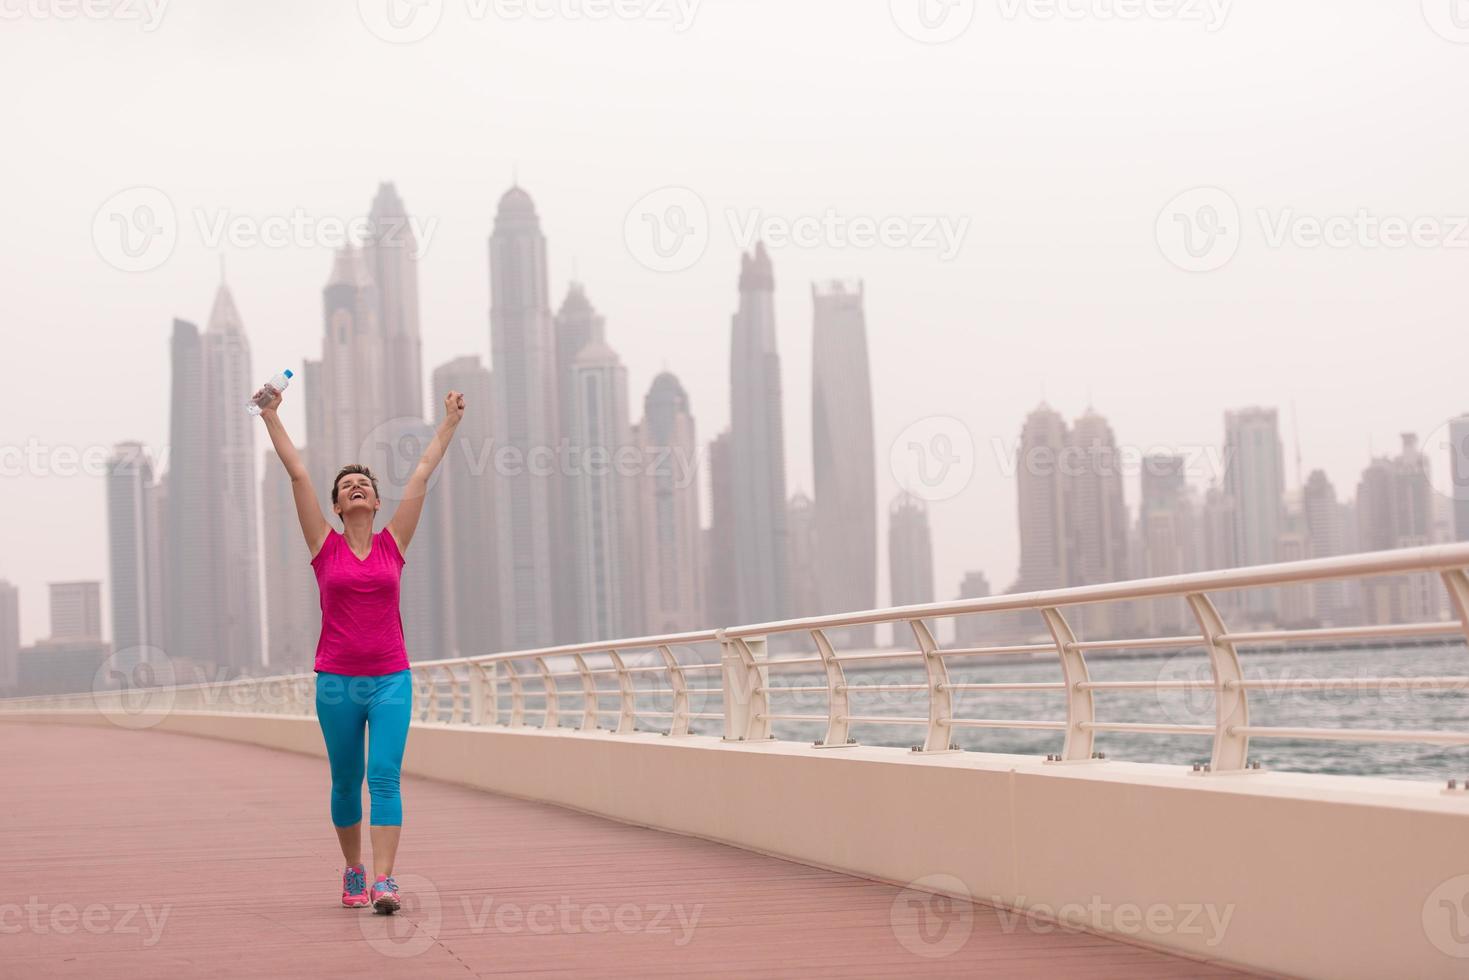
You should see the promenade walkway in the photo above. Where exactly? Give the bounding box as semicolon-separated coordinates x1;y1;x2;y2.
1;723;1254;978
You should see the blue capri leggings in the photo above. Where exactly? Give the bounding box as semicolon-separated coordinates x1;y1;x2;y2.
315;670;413;828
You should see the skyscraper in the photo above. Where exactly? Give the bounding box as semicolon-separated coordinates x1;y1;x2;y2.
1015;404;1069;592
1066;410;1129;586
1138;454;1195;634
49;582;102;640
1357;435;1440;624
145;475;168;666
811;280;876;645
0;581;17;694
106;442;163;664
1223;407;1285;612
261;449;318;672
705;430;739;627
1450;414;1469;542
1302;469;1347;625
634;373;703;634
166;318;213;666
1276;494;1312;626
308;246;385;501
953;571;992;647
489;186;558;649
786;492;819;620
889;493;935;607
566;340;636;641
729;244;789;623
553;283;607;643
364;182;424;421
433;356;499;657
1064;409;1130;635
202;282;262;672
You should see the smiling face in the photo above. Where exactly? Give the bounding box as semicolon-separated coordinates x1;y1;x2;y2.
331;465;381;524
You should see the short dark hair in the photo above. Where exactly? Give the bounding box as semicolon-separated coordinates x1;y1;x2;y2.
331;464;380;510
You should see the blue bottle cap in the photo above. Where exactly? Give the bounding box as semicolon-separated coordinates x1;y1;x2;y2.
283;369;295;379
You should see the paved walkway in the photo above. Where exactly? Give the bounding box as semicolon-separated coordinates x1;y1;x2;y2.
1;723;1255;978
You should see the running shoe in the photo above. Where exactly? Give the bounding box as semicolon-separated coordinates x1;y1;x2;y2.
341;865;370;909
371;874;401;914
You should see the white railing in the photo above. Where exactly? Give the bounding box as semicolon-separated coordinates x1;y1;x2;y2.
6;543;1469;774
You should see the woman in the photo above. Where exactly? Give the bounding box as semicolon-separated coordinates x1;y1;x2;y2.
255;384;465;914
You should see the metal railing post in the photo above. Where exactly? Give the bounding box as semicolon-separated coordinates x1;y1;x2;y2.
608;651;637;733
1187;592;1250;771
811;629;852;748
910;619;953;753
505;660;526;727
657;645;691;736
441;665;463;724
468;662;495;726
1442;570;1469;644
536;657;559;729
573;654;599;731
722;634;771;741
412;668;433;723
1042;607;1095;761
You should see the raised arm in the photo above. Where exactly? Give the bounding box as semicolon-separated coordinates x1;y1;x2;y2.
255;385;331;558
387;390;465;553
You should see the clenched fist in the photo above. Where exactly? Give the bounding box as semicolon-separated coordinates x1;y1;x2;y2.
444;390;465;427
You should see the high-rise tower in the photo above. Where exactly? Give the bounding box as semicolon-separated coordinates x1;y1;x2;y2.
729;244;789;623
165;319;212;667
634;373;703;634
889;493;935;608
811;280;876;645
203;282;262;672
1223;407;1285;613
553;282;607;643
1015;404;1069;592
433;356;499;656
489;186;558;648
106;442;164;665
364;182;424;421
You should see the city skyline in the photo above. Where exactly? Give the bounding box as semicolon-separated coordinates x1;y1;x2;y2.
7;2;1469;649
5;180;1469;658
6;215;1469;653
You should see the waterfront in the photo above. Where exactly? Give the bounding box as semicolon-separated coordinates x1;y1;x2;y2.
664;642;1469;781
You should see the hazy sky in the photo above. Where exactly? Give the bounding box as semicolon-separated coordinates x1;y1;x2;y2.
2;0;1467;645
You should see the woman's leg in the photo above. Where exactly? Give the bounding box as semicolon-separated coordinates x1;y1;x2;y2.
315;673;370;864
365;669;413;878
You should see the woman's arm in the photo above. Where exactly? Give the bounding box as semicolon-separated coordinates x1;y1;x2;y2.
254;386;331;557
387;390;464;553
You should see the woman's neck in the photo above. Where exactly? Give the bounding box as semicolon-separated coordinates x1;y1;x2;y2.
342;513;374;553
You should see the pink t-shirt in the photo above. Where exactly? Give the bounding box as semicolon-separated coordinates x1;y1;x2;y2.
311;528;410;675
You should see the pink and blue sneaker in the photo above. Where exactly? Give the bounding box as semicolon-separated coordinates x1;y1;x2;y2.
371;875;401;914
341;865;369;909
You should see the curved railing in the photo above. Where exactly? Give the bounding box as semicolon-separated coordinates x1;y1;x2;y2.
6;543;1469;775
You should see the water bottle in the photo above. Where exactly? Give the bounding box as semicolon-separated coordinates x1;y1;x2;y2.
247;369;294;415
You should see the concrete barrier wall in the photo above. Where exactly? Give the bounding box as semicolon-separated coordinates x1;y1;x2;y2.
9;709;1469;980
